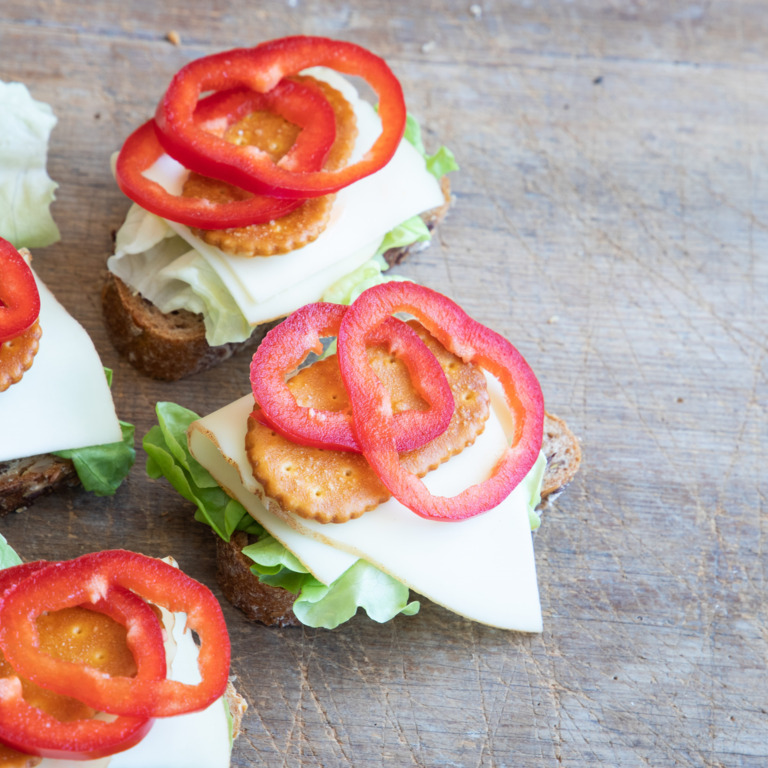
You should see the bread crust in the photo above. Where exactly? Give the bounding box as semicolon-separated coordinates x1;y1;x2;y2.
541;412;582;498
102;177;452;381
224;680;248;740
0;454;79;516
216;531;300;627
101;274;278;381
218;410;580;627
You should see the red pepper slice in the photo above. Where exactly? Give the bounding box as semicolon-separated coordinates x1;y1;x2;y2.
0;561;50;593
0;238;40;344
337;282;544;521
250;301;454;453
0;561;165;760
154;36;406;199
190;78;337;175
0;550;229;719
115;76;336;229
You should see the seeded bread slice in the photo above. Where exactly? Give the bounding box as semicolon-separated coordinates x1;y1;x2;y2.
0;454;79;516
216;410;581;627
102;178;452;381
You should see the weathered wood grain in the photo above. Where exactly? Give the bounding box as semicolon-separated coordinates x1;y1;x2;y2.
0;1;766;766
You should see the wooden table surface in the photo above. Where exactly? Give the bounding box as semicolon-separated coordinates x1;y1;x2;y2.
1;1;766;766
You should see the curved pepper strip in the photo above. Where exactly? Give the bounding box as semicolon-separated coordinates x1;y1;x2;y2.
336;282;544;521
116;77;336;229
0;561;52;597
191;78;337;176
0;561;164;760
0;550;229;719
0;238;40;344
250;301;454;453
154;36;406;199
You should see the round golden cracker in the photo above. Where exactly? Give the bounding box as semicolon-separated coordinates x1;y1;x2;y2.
245;323;490;524
0;605;137;726
395;322;491;475
0;741;40;767
184;75;358;257
0;321;42;393
246;414;390;525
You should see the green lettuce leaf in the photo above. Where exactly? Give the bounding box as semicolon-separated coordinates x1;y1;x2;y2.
144;402;420;628
54;422;135;496
403;113;459;180
0;534;22;570
377;215;431;254
243;540;420;629
322;256;411;307
0;81;60;248
526;452;547;531
144;403;261;541
114;201;176;256
223;696;236;752
111;205;254;347
52;368;135;496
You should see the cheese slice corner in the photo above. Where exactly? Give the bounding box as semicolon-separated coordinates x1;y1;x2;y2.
0;269;123;463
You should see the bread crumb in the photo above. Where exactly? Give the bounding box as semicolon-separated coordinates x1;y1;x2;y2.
166;30;181;46
469;4;483;18
421;40;437;53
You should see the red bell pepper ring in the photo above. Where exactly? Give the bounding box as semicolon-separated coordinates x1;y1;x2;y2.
337;282;545;521
0;561;165;760
250;301;454;453
115;119;296;229
115;76;336;229
0;238;40;344
0;560;50;593
0;550;229;719
154;36;406;199
164;75;338;188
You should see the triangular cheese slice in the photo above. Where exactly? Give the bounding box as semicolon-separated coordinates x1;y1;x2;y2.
0;268;122;462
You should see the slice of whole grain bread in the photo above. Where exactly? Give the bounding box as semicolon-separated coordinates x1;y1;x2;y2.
0;454;79;517
216;410;581;627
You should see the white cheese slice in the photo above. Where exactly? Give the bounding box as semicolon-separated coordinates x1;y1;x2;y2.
36;608;233;768
188;378;544;632
0;268;123;462
107;68;445;334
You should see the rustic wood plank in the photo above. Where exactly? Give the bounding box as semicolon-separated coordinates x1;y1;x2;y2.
0;1;766;766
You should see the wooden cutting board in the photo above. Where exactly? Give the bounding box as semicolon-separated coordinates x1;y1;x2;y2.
1;1;765;765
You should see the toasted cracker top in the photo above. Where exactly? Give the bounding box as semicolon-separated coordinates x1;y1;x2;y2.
245;322;490;524
183;75;358;257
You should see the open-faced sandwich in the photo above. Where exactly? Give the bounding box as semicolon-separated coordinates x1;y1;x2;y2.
0;534;245;767
0;84;133;514
146;281;581;631
103;36;457;380
0;240;134;515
